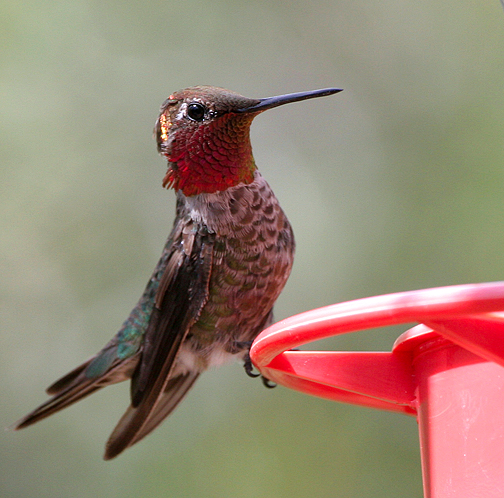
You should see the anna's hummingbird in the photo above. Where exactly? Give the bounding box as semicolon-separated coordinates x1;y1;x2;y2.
13;85;342;460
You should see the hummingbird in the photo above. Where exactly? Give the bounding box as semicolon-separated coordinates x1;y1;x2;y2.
12;85;342;460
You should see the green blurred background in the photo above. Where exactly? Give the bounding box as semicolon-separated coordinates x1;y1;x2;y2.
2;1;504;497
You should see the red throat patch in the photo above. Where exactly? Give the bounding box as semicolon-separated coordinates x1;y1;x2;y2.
161;113;256;196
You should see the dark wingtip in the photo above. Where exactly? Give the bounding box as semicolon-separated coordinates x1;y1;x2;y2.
103;435;129;461
103;449;117;461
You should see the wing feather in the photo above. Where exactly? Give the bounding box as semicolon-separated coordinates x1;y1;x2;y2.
104;371;199;459
103;226;214;460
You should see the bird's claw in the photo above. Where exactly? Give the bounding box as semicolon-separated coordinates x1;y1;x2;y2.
261;377;276;389
244;352;261;378
242;348;276;388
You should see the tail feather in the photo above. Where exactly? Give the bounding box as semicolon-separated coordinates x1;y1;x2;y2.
13;383;103;430
104;371;199;460
46;360;91;395
11;354;139;430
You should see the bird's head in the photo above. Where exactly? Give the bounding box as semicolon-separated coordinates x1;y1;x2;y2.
155;85;342;196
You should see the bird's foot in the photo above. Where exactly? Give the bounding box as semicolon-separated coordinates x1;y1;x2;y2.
243;350;260;378
237;341;277;389
260;376;277;389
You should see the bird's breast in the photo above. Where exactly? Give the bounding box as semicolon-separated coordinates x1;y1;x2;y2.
181;171;295;361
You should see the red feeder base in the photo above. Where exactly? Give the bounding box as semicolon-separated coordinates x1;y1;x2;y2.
250;282;504;498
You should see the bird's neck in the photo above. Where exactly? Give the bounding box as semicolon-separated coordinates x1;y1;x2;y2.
163;114;257;196
179;170;271;234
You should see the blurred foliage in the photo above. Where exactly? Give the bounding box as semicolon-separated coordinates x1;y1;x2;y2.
2;1;504;497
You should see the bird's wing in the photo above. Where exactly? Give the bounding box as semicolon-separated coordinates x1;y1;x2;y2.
105;370;200;458
104;223;215;460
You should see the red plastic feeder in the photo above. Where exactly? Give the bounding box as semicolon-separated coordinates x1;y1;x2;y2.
250;282;504;498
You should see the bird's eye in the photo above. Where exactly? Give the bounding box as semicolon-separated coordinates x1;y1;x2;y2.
187;103;206;122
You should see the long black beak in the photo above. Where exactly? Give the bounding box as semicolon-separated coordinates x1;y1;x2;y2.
237;88;343;113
